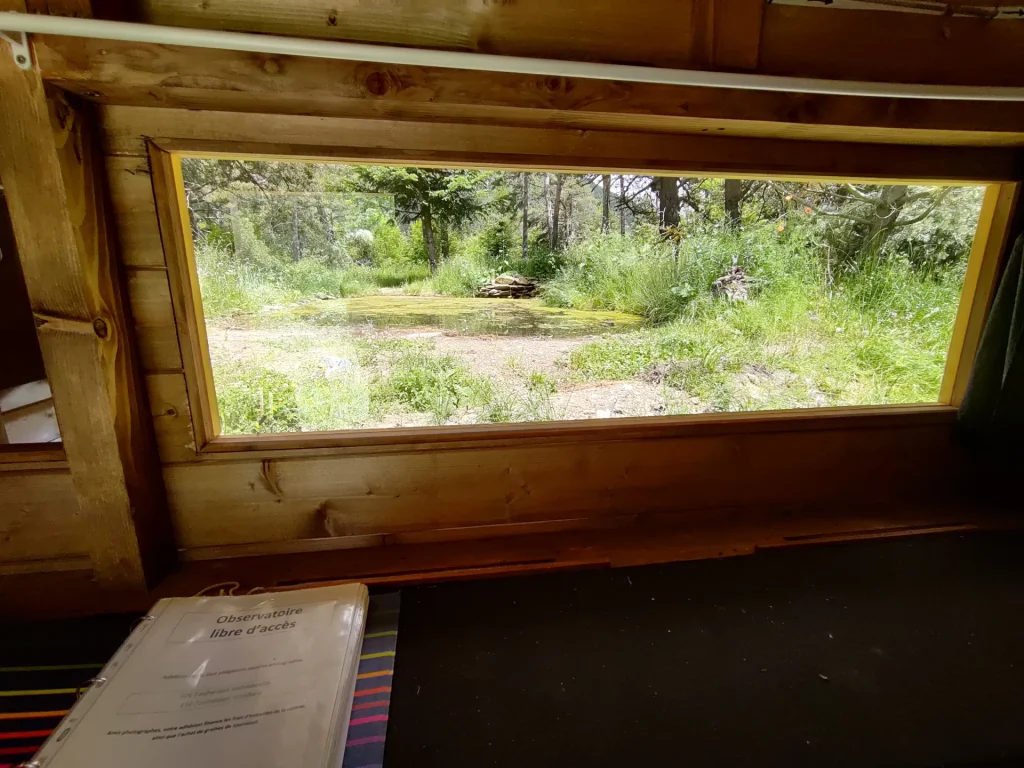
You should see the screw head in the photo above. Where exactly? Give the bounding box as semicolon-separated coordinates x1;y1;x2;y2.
15;54;27;64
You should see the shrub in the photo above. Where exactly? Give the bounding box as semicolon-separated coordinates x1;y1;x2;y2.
373;349;491;424
569;336;657;380
371;222;409;264
428;249;493;297
285;259;346;295
216;364;302;434
544;234;702;323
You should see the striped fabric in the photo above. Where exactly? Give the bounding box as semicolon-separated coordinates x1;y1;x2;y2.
0;662;106;766
344;592;399;768
1;593;399;768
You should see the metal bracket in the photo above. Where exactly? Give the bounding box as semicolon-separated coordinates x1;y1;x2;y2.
0;29;31;70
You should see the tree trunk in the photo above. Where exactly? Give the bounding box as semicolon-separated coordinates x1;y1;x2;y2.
619;175;626;235
317;201;337;260
522;172;530;259
439;223;451;262
653;176;680;233
550;174;564;249
228;200;243;257
601;174;611;234
856;185;909;263
421;203;438;273
290;202;301;263
723;179;743;230
544;173;553;248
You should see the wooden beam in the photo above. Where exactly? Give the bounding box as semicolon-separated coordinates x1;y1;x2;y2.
34;37;1024;148
940;183;1022;406
98;106;1020;184
120;0;764;71
0;27;175;588
760;4;1024;88
95;0;1024;88
158;503;1018;596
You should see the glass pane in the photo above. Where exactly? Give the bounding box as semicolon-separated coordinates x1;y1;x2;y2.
179;158;985;435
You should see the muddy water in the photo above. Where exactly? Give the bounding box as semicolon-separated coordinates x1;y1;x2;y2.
264;295;643;337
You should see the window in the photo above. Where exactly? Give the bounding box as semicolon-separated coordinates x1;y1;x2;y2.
171;155;990;438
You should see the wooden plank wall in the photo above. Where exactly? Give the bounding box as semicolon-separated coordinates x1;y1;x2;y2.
0;0;174;588
97;105;997;562
3;0;1023;592
116;0;1024;88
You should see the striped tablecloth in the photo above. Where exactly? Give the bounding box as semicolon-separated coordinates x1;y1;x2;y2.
1;593;399;768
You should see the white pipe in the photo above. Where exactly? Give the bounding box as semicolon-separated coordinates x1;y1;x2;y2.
3;11;1024;102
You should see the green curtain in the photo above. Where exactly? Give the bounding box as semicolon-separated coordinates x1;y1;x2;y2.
958;232;1024;441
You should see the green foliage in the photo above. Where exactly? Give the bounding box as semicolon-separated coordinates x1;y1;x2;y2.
185;159;983;426
216;364;302;434
569;337;657;380
372;349;492;425
349;166;489;232
544;233;721;323
527;371;557;396
371;222;409;264
566;230;965;411
480;216;519;263
427;249;493;297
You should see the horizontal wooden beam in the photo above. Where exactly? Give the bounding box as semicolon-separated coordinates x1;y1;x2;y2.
35;37;1024;147
160;416;962;552
117;0;765;71
98;106;1022;184
761;4;1024;88
107;0;1024;88
159;504;1020;597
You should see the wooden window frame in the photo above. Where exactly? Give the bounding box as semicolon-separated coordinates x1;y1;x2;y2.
148;143;1021;458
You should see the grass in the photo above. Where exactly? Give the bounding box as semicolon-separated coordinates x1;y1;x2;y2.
204;218;970;432
567;253;964;412
196;243;431;317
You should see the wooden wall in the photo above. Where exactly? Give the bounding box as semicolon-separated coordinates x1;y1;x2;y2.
93;104;1008;563
3;0;1024;611
108;0;1024;88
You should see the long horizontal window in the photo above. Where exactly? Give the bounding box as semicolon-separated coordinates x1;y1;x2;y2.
177;157;984;436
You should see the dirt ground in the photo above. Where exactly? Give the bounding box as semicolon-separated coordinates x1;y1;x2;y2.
206;322;675;424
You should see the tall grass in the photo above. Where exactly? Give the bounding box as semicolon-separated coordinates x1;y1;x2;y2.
195;243;430;317
543;231;743;323
567;221;966;410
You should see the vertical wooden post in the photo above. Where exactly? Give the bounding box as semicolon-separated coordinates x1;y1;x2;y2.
939;183;1021;407
0;24;175;589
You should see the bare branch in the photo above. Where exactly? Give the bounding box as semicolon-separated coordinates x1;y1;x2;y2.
892;187;953;228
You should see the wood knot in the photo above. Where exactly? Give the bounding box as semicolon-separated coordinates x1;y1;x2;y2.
364;71;391;97
262;58;282;75
543;76;567;93
93;318;109;339
327;9;338;26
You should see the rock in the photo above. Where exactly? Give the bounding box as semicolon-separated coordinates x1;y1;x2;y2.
477;274;539;299
321;355;354;378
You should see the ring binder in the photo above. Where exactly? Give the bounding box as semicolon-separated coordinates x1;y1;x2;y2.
19;585;368;768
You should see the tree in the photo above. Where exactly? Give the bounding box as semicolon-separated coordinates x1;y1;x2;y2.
778;182;953;265
619;175;626;234
548;173;565;249
349;166;486;272
522;172;530;259
652;176;681;232
601;174;611;234
723;179;744;230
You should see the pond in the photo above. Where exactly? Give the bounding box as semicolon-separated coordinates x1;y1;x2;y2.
255;295;645;338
